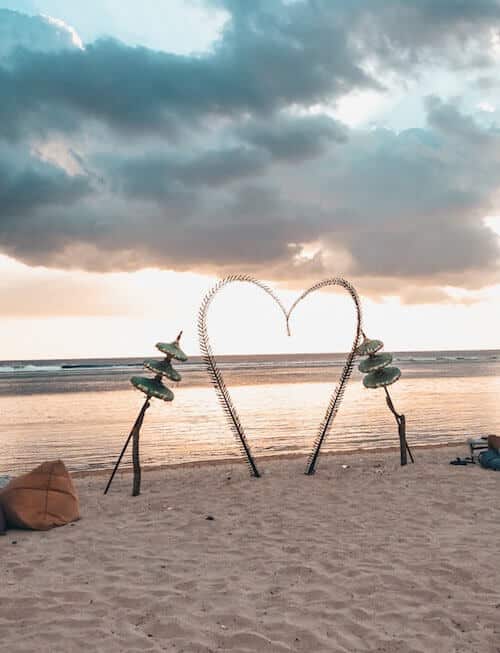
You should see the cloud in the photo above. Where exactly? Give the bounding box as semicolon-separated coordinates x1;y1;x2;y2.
342;0;500;72
1;3;500;303
2;98;500;299
0;275;132;317
0;8;81;62
398;285;480;306
108;146;269;201
103;114;348;201
237;114;348;161
0;149;91;216
0;5;375;142
3;2;500;142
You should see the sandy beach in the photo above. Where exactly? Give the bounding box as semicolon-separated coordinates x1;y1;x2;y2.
1;447;499;653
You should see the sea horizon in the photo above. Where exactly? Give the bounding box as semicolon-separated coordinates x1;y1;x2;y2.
2;346;499;366
1;348;499;476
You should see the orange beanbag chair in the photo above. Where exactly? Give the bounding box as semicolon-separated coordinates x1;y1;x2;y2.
0;460;80;530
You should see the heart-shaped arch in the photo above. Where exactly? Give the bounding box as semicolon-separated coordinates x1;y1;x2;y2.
198;275;363;476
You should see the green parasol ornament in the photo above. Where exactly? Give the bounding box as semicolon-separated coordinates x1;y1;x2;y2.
355;336;384;356
105;331;187;497
156;331;188;361
131;376;174;401
362;366;401;389
143;358;182;382
358;352;393;374
357;335;414;466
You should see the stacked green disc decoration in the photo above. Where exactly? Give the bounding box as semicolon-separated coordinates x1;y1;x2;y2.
356;334;414;466
104;332;187;496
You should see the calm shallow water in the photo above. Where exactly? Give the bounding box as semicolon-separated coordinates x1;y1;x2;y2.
0;351;499;474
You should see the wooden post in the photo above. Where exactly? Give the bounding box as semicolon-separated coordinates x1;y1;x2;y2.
132;425;141;496
104;397;150;495
384;386;413;466
131;398;150;496
398;413;407;466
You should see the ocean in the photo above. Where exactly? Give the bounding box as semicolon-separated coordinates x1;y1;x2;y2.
0;350;499;475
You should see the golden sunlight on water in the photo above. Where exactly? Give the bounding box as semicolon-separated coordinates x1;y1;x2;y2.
1;372;499;474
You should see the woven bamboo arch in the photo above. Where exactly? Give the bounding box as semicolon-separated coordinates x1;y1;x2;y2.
198;275;363;476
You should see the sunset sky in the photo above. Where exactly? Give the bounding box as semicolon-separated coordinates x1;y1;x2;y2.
1;0;500;359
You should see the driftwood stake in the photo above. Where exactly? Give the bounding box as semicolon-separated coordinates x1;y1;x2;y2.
104;397;151;495
384;386;413;466
131;397;151;496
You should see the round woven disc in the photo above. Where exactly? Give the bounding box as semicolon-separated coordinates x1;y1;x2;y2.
363;366;401;389
130;376;174;401
355;338;384;356
156;341;188;361
144;359;182;382
358;352;393;373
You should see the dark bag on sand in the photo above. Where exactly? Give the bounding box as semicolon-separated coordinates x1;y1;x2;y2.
479;449;500;471
0;503;6;535
487;434;500;453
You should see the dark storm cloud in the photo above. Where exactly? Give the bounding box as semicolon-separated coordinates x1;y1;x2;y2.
309;99;500;284
105;116;347;200
2;99;500;294
344;222;499;278
213;0;500;71
0;154;91;216
2;1;500;142
9;0;500;142
0;9;78;60
109;146;269;201
0;2;374;142
1;3;500;302
424;96;500;147
237;115;348;161
341;0;500;70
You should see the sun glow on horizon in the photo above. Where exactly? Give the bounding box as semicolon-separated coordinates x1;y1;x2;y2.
1;253;499;360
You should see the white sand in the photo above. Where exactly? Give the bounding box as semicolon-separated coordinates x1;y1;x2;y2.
1;447;499;652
